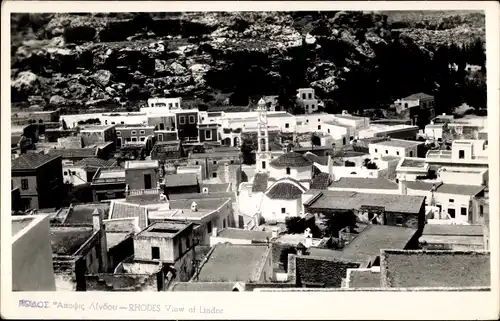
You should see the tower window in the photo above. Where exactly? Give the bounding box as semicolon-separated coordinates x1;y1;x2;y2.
286;167;291;175
262;161;266;169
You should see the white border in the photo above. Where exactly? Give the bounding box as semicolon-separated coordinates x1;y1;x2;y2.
2;1;499;320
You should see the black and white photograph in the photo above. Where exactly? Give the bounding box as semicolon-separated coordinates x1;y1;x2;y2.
1;1;498;320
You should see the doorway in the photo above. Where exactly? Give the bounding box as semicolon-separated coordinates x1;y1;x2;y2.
144;174;152;189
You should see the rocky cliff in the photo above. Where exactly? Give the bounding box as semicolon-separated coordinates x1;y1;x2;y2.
11;11;485;113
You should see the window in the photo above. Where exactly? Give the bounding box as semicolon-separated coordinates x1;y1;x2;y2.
368;213;374;220
385;150;388;154
262;161;266;169
205;130;212;140
179;116;186;125
151;247;160;260
63;171;68;176
140;130;145;135
71;171;76;175
306;104;309;110
175;103;179;108
318;119;321;122
375;149;378;153
140;137;145;142
195;161;199;165
158;134;164;142
159;123;165;130
302;93;306;99
395;217;403;225
458;150;465;159
230;160;234;164
131;137;137;142
318;125;321;130
404;103;408;108
121;121;125;124
213;160;217;164
409;151;413;157
396;151;400;156
189;115;196;124
126;137;131;142
212;172;217;178
131;130;137;135
480;205;484;216
281;208;286;214
223;219;226;228
285;123;289;128
207;221;212;234
116;131;121;136
308;93;312;99
111;122;115;125
437;204;442;212
306;119;309;123
312;104;315;109
169;103;173;108
449;199;454;203
461;207;467;216
327;129;330;133
448;208;456;218
286;167;291;175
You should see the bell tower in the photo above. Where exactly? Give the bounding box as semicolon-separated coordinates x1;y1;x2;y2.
256;98;271;173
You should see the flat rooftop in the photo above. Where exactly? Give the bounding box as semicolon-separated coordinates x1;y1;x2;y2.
124;160;159;169
422;224;484;236
80;125;115;132
329;177;398;190
63;203;110;224
370;139;423;148
12;216;35;236
136;221;192;238
305;190;425;214
435;184;485;196
98;169;126;179
196;244;270;282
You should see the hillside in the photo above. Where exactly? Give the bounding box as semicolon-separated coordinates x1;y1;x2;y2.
11;11;486;114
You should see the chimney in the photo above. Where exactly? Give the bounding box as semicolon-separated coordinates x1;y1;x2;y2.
191;202;198;212
398;176;407;195
212;227;218;237
272;228;278;238
304;237;313;248
92;209;102;232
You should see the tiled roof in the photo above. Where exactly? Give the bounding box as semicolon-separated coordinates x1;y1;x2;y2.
310;173;331;190
170;282;238;292
303;152;329;166
405;181;441;191
74;158;117;168
403;92;434;100
306;191;425;214
252;173;269;193
196;244;271;282
50;226;94;255
11;153;60;170
164;173;198;188
295;256;361;288
400;158;427;168
270;152;313;168
110;201;148;229
380;250;490;288
329;177;398;190
217;228;272;242
347;268;381;288
48;148;98;159
370;139;422;148
435;184;485;196
341;225;417;258
265;179;307;200
422;224;484;236
307;248;372;265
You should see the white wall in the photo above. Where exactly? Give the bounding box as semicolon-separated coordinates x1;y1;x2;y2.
327;186;400;195
12;215;56;291
331;166;387;179
209;236;252;247
269;165;312;182
176;166;203;183
369;143;417;158
434;192;473;224
260;197;302;222
424;126;444;140
438;169;487;186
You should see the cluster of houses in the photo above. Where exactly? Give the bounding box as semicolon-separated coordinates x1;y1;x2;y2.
11;88;490;292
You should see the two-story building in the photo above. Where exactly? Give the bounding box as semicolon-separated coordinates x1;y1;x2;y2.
296;88;319;114
125;160;161;193
425;139;489;171
11;153;64;210
174;109;199;142
115;124;155;149
394;92;436;127
79;125;117;147
187;150;242;181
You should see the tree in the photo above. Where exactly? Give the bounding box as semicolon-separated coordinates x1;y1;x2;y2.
240;139;255;165
324;210;357;238
279;246;297;272
285;216;304;234
363;158;378;169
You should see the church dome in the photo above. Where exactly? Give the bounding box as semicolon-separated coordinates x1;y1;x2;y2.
270;151;313;168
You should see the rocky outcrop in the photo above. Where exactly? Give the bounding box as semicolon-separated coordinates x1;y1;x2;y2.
10;11;485;112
